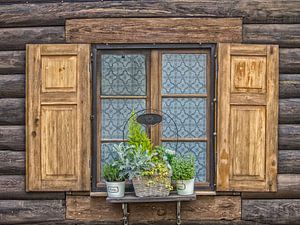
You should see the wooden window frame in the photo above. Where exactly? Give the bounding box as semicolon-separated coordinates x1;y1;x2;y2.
91;44;216;193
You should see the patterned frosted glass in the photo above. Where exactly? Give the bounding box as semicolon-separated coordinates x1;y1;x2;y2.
101;54;146;96
162;98;206;138
162;54;206;94
101;99;146;139
100;142;121;179
163;142;206;182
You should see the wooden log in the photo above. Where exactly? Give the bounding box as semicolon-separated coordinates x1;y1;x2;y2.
66;195;241;222
0;151;24;175
0;175;65;200
0;74;25;98
0;26;65;51
243;24;300;47
0;51;25;74
279;99;300;124
0;200;65;224
242;199;300;224
0;1;300;27
0;98;24;125
280;48;300;74
279;151;300;174
242;174;300;199
279;124;300;150
66;18;242;44
280;74;300;98
0;126;24;151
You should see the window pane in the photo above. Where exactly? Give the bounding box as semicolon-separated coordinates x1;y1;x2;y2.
100;142;118;179
162;54;206;94
101;54;147;96
162;98;206;138
163;142;206;182
101;99;146;139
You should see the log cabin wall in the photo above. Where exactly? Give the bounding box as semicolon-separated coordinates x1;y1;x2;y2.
0;1;299;224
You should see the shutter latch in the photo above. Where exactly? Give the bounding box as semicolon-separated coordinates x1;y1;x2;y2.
90;114;95;120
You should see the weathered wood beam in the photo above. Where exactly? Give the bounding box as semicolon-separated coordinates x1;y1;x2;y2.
0;151;24;175
242;174;300;199
0;126;24;151
0;1;300;27
0;74;24;98
242;199;300;224
279;99;300;124
0;26;65;51
66;195;241;222
280;74;300;98
279;150;300;174
0;51;24;74
66;18;242;44
243;24;300;47
279;124;300;150
0;175;65;200
0;200;65;224
0;98;24;125
280;48;300;74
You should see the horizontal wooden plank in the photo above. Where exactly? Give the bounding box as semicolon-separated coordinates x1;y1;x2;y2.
280;74;300;98
0;151;24;175
0;74;24;98
279;99;300;124
0;200;65;224
279;150;300;174
0;175;65;200
67;195;241;222
0;26;65;51
0;98;24;125
0;51;24;74
280;48;300;74
242;199;300;224
66;18;242;44
242;174;300;199
0;126;24;151
243;24;300;47
0;1;300;27
279;124;300;150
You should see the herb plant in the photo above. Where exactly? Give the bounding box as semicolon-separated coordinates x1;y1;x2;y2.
171;154;196;180
103;163;125;182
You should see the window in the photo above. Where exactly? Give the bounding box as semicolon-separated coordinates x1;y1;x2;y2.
92;44;216;192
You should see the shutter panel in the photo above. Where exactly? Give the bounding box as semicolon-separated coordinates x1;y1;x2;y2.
26;44;91;191
217;43;278;192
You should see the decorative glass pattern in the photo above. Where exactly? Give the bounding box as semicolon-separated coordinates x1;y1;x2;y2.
101;54;146;96
162;98;206;138
162;54;206;94
101;99;146;139
163;142;206;182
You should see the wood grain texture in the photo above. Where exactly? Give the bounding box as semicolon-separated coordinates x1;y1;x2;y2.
0;151;24;175
280;74;300;98
0;1;300;27
243;24;300;47
280;48;300;74
0;126;24;151
66;18;242;44
279;99;300;124
0;175;65;200
0;98;24;125
0;51;25;74
0;200;65;224
0;26;65;51
279;150;300;174
66;195;241;222
0;74;25;98
242;199;300;224
279;124;300;150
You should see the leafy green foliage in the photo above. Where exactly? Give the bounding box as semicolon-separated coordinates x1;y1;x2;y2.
103;163;125;182
171;154;196;180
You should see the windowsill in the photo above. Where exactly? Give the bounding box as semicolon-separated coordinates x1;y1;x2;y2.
90;191;216;197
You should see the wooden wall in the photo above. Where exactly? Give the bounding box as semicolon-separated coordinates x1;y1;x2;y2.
0;1;299;224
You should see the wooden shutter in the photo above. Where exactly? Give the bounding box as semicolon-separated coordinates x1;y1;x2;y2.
26;44;91;191
217;44;278;192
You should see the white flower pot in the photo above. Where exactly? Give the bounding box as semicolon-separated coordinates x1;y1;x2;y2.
106;181;125;198
176;178;195;195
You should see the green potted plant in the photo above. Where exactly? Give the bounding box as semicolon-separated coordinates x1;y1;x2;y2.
171;154;196;195
103;163;125;198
